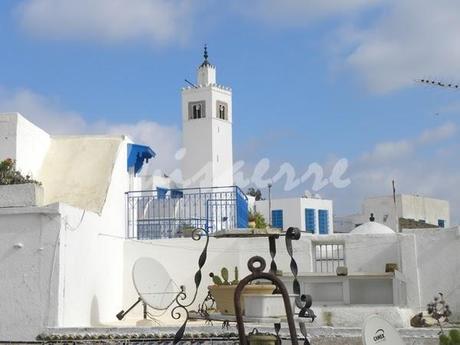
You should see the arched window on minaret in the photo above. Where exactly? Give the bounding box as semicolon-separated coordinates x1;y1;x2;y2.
189;101;205;119
217;101;227;120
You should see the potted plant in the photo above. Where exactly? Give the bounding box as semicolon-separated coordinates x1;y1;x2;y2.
0;158;43;207
248;211;267;229
208;267;275;315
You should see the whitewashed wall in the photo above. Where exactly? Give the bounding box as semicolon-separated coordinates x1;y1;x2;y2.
400;195;450;228
0;113;50;179
255;197;334;234
0;138;130;340
401;228;460;320
56;141;129;326
0;206;61;341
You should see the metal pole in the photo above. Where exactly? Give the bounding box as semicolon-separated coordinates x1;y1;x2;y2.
268;183;272;227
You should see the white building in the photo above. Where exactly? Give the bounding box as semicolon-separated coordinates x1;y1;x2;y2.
255;196;334;234
2;50;459;343
181;46;233;188
335;194;450;233
0;112;155;340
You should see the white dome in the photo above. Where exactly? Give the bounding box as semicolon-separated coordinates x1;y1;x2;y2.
350;221;395;234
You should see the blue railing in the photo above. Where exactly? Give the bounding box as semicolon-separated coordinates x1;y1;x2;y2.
126;186;248;239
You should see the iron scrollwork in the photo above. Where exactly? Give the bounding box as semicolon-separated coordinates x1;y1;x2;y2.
171;227;210;344
234;256;299;345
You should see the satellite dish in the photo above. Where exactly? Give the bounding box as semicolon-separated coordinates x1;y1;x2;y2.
362;315;404;345
132;257;180;310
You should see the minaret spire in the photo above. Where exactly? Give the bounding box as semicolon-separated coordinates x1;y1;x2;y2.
204;44;208;61
200;44;212;68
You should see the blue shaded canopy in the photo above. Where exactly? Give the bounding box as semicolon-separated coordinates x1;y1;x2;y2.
127;143;156;174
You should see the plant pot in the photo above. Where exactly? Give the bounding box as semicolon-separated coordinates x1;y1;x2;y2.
208;284;276;315
0;183;43;208
248;221;256;228
244;294;296;318
248;333;277;345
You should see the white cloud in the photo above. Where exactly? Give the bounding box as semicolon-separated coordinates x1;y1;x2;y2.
237;0;381;26
105;121;180;173
418;122;457;145
343;0;460;93
0;87;87;134
361;140;413;162
0;87;181;173
328;122;460;223
15;0;194;44
361;122;457;162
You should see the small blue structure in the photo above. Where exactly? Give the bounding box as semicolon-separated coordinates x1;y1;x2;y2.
127;143;156;175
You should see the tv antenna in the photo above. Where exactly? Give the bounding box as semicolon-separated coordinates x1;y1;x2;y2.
416;78;459;89
184;79;198;88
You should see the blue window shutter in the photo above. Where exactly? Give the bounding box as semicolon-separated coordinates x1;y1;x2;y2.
157;187;167;199
171;189;183;199
318;210;329;235
272;210;283;229
305;208;315;233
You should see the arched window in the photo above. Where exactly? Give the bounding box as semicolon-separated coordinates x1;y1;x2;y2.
216;101;228;120
193;104;202;119
219;104;225;119
188;101;205;120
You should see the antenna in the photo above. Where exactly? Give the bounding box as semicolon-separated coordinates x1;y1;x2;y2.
416;78;459;89
184;79;198;88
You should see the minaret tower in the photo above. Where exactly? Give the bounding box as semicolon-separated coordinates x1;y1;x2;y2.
181;46;233;188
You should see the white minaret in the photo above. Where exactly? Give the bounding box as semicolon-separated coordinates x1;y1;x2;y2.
181;46;233;188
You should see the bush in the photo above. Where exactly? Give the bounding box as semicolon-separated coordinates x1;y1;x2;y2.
248;211;267;229
0;158;41;185
440;329;460;345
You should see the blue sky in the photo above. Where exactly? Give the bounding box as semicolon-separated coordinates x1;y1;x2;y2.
1;0;460;221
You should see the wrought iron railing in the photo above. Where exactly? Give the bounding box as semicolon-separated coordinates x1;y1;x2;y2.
126;186;248;239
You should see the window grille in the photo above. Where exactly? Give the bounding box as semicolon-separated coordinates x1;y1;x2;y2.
313;243;345;273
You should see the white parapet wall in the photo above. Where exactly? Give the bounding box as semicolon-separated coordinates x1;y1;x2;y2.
0;113;51;179
0;205;61;341
0;183;44;207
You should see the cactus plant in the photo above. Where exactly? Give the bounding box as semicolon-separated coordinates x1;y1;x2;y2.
221;267;229;284
210;266;240;286
231;266;239;285
209;272;223;285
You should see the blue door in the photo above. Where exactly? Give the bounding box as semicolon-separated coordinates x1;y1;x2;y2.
318;210;329;235
272;210;283;229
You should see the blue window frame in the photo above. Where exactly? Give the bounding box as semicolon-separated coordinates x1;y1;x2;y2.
318;210;329;235
305;208;315;233
272;210;283;229
438;219;445;228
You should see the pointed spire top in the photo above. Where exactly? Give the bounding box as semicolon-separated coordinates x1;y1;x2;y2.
204;44;208;61
200;44;213;68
